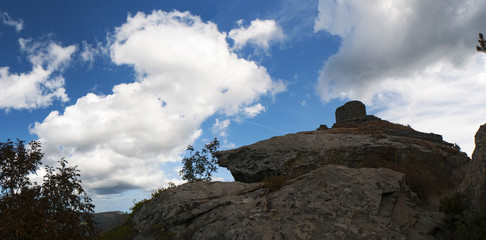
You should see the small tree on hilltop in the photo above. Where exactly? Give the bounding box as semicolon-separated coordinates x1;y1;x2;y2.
477;33;486;53
180;138;220;182
0;139;98;239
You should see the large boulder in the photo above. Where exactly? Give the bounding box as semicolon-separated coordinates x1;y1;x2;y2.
459;123;486;208
335;100;366;123
216;118;469;202
132;165;448;240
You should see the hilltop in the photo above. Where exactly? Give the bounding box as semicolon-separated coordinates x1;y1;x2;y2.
101;101;485;239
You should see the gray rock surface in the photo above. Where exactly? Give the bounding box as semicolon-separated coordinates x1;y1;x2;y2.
125;101;482;239
216;119;469;204
335;100;366;123
132;165;448;240
459;123;486;208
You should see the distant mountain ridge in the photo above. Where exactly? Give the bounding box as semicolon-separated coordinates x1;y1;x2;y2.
94;211;128;232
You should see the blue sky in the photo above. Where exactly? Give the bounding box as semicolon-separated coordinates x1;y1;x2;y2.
1;0;486;212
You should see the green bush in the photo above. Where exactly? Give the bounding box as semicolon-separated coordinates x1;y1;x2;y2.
128;182;175;219
151;182;175;198
455;206;486;240
439;192;467;230
129;199;150;219
439;193;486;239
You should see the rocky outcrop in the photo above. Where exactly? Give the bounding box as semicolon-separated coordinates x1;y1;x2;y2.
335;100;366;123
127;101;479;239
459;123;486;209
217;119;468;203
132;165;448;240
334;100;381;124
317;124;328;130
383;129;443;143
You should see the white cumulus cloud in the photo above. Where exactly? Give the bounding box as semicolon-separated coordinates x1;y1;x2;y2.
31;10;284;195
315;0;486;155
0;39;75;110
229;19;285;50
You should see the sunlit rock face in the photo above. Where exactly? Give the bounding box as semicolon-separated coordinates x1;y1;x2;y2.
130;101;478;240
217;101;469;204
132;165;448;240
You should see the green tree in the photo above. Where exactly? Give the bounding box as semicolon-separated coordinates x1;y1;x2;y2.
179;138;220;182
477;33;486;53
0;139;98;239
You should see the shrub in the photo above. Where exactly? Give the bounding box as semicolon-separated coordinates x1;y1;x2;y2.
151;182;175;198
129;199;151;219
455;206;486;240
439;192;467;230
125;182;177;225
439;193;486;239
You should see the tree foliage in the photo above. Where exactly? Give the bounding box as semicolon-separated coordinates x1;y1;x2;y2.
439;192;486;239
179;138;220;182
477;33;486;53
455;206;486;240
439;192;467;231
0;139;98;239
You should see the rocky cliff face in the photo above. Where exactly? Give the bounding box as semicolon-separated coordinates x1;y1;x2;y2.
133;165;448;240
217;116;468;203
129;101;479;239
459;123;486;208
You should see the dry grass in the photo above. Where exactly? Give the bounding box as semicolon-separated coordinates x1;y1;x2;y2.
328;119;414;135
371;133;387;139
263;174;287;192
